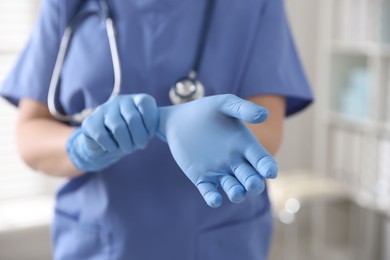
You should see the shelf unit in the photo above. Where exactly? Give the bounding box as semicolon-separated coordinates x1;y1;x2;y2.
315;0;390;216
311;0;390;259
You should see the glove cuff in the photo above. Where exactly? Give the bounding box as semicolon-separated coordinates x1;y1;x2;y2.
66;128;90;173
156;107;168;143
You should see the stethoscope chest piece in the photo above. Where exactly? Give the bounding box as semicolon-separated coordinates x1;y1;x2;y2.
169;77;205;105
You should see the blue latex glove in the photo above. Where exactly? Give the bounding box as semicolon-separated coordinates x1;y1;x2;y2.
158;94;278;208
66;94;158;172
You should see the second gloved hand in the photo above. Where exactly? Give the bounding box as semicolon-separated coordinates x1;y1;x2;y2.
158;94;278;208
66;94;158;172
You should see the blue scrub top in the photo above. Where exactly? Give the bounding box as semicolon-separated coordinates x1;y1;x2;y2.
1;0;313;259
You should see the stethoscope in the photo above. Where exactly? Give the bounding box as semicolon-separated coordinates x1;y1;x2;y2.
48;0;215;124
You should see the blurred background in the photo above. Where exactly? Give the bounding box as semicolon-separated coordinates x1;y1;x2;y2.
0;0;389;259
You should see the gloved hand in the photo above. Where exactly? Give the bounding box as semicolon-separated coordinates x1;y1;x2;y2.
66;94;159;172
158;94;278;208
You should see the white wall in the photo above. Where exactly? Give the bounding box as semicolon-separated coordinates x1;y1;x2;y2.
276;0;320;171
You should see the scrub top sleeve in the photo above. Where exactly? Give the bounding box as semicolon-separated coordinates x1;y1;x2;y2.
239;0;314;117
0;0;61;107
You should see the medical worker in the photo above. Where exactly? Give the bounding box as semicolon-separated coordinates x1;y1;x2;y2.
1;0;313;259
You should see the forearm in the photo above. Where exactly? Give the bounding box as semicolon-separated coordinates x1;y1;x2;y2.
17;99;83;177
245;95;285;156
17;94;159;176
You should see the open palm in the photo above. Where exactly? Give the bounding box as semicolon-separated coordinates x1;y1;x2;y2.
158;94;278;207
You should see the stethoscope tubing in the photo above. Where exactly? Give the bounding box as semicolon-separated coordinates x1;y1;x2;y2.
48;2;121;124
48;0;215;124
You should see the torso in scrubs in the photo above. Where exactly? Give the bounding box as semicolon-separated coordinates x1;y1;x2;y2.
1;0;313;259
